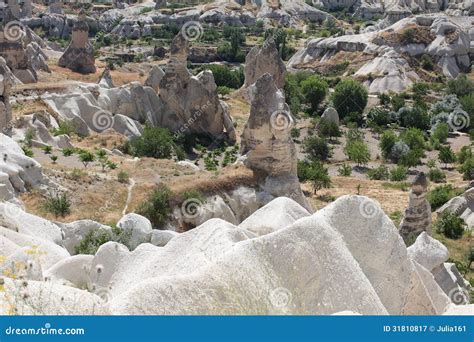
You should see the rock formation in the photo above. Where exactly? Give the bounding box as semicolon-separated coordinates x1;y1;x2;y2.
144;65;164;93
288;15;473;93
0;58;13;137
2;195;468;315
240;73;311;211
399;173;432;244
98;66;114;88
157;31;236;142
0;134;44;202
244;36;286;90
58;11;96;74
437;186;474;229
318;106;340;127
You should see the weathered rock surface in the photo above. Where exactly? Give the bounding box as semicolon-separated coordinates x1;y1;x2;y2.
0;134;44;202
241;73;310;211
0;58;13;137
407;232;449;271
59;220;113;255
243;36;286;90
289;15;473;93
58;11;96;74
399;173;432;244
117;213;153;250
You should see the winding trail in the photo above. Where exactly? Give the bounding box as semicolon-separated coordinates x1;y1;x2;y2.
122;178;136;215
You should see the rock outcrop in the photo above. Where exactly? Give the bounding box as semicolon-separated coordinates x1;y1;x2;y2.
1;194;471;315
288;15;473;93
58;11;96;74
437;186;473;229
243;36;286;90
0;58;13;136
156;32;236;142
240;73;310;211
399;173;432;244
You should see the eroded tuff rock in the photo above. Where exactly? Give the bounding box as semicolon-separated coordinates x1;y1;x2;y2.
241;73;310;211
243;36;287;90
0;58;13;137
399;173;432;244
156;32;236;142
437;186;474;229
288;15;473;93
0;134;44;202
1;194;471;315
58;11;96;74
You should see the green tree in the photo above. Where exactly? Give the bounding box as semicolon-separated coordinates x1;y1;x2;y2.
379;130;398;160
136;185;172;228
435;212;465;239
303;136;332;161
345;139;370;166
301;76;328;113
332;79;368;119
432;123;450;144
306;161;331;194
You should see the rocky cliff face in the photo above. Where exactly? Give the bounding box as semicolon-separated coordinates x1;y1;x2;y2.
0;58;13;137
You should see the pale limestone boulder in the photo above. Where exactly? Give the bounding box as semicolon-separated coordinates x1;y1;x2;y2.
225;186;260;222
0;226;69;269
0;278;108;315
412;261;450;314
407;232;449;271
60;220;113;255
45;254;94;288
150;230;179;247
0;234;20;256
0;201;63;244
117;213;153;249
239;197;310;236
319;107;340;126
432;262;471;305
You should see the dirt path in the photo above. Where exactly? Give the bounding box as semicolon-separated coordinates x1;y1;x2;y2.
122;178;136;216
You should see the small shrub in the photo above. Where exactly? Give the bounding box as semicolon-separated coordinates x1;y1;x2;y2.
52;121;76;136
303;136;332;161
22;147;34;158
438;145;456;168
75;226;131;255
367;165;390;180
380;130;398;160
427;168;446;183
447;74;474;97
117;170;129;184
427;185;457;210
136;185;172;228
307;161;331;194
390;166;408;182
318;119;341;139
42;192;71;218
125;126;183;160
50;155;58;164
62;148;75;157
431;123;450;144
458;157;474;180
42;145;52;154
338;163;352;177
367;107;391;127
345;139;370;166
435;212;465;239
79;150;95;168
